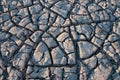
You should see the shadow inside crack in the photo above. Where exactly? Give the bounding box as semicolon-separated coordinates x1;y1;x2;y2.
0;0;3;13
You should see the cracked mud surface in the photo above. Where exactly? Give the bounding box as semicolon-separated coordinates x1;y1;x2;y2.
0;0;120;80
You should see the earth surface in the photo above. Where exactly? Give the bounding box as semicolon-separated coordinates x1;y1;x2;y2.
0;0;120;80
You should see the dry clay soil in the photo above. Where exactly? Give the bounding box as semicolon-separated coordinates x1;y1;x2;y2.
0;0;120;80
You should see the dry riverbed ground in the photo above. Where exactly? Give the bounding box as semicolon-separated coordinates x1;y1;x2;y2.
0;0;120;80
